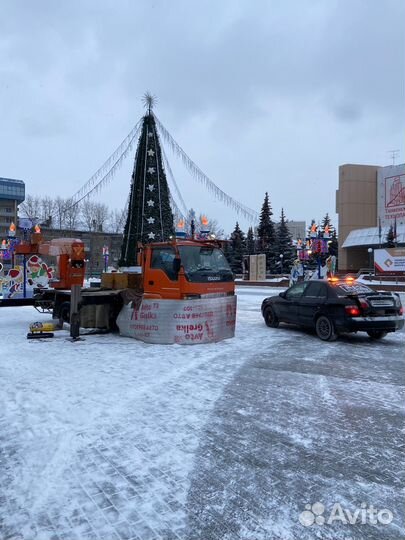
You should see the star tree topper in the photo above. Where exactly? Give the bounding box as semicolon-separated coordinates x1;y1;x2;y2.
142;92;157;113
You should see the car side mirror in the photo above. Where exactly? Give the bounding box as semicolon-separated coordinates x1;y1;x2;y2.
279;291;286;299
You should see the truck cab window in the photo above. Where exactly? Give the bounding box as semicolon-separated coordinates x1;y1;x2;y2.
178;246;233;283
151;247;178;281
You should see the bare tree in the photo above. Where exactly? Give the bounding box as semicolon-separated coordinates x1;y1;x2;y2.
93;203;109;232
81;201;109;232
108;208;125;233
204;216;224;239
197;213;224;238
20;195;41;222
183;209;224;238
64;199;81;231
54;196;67;229
81;200;96;231
40;196;56;224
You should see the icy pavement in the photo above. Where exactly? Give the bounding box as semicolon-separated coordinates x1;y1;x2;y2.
0;287;404;540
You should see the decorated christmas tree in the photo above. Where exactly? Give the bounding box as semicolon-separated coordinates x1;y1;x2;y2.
119;94;174;266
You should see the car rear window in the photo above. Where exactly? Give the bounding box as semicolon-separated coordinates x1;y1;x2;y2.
335;282;373;296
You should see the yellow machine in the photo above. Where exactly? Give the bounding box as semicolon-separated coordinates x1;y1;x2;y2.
27;321;60;339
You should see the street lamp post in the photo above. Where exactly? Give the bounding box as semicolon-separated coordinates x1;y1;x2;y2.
367;247;373;280
8;222;17;268
309;225;322;279
102;246;109;273
279;254;284;275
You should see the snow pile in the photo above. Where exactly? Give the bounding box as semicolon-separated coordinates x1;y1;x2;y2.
0;287;403;540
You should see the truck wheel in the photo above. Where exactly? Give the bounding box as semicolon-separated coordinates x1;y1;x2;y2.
59;301;71;323
315;315;338;341
367;330;387;340
264;306;279;328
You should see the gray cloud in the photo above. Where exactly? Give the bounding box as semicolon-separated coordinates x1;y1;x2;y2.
0;0;404;233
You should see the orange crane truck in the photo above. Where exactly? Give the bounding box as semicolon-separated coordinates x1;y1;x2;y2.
15;233;237;344
115;238;237;344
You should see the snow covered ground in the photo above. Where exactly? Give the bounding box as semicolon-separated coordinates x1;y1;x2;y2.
0;287;404;540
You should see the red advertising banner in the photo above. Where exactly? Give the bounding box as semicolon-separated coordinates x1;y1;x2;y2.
378;168;405;226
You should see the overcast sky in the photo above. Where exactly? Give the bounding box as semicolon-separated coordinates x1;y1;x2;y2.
1;0;404;234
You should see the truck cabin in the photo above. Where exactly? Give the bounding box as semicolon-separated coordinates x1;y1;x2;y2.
142;240;234;299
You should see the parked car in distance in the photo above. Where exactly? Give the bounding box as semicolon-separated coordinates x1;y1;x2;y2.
261;278;404;341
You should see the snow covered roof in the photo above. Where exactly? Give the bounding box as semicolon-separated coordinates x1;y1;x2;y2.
342;224;405;248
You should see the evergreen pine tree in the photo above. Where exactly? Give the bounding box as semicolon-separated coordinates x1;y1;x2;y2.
222;237;233;267
246;226;255;255
321;212;337;236
321;213;332;231
257;192;276;271
386;225;396;247
229;222;246;274
308;218;316;234
321;213;338;262
275;209;296;273
119;111;174;266
328;230;339;257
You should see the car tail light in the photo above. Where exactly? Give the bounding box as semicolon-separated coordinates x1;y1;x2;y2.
345;305;361;316
400;306;404;316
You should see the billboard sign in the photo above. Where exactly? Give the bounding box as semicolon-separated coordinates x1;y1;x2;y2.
257;254;266;280
249;255;257;281
243;254;266;281
377;164;405;228
374;248;405;276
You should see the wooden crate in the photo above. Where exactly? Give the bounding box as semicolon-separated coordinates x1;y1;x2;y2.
101;272;143;290
100;273;114;289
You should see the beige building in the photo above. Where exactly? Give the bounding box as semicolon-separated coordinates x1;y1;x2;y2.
336;163;405;271
285;220;306;241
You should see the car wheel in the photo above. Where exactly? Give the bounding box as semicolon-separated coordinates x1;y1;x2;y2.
315;315;338;341
264;306;279;328
367;330;388;340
